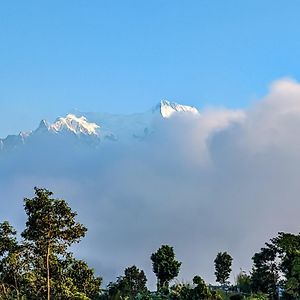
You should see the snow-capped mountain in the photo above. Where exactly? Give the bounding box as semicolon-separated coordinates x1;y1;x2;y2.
35;114;100;136
0;100;199;152
49;114;100;135
75;100;200;141
153;100;199;118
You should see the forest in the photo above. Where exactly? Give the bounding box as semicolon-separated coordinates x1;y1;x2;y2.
0;188;299;300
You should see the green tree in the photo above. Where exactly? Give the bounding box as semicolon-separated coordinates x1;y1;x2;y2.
66;257;102;299
285;256;300;299
235;270;252;294
107;265;148;299
170;282;193;300
21;187;88;300
0;221;24;299
192;275;212;299
251;246;278;300
121;265;148;298
151;245;181;292
170;276;221;300
214;252;233;286
49;254;102;299
270;232;300;299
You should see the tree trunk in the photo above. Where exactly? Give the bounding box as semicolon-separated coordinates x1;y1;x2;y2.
46;243;51;300
14;274;20;300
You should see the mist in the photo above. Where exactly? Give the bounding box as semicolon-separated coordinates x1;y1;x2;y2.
1;79;300;288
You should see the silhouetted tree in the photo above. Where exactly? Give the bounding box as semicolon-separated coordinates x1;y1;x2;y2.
251;246;278;300
214;252;233;286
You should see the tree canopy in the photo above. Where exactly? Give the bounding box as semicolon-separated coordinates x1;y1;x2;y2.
0;187;101;300
214;252;233;286
0;187;300;300
151;245;181;292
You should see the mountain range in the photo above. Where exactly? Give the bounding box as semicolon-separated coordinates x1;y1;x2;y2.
0;100;199;152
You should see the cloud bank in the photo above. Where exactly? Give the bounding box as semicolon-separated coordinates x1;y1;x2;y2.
1;78;300;288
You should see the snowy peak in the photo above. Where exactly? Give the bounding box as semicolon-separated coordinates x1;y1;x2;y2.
0;100;202;152
48;114;100;136
153;100;199;118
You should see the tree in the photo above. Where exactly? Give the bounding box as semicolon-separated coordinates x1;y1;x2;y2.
107;265;148;299
60;255;102;299
170;276;221;300
151;245;181;292
170;282;193;300
21;187;88;300
214;252;233;286
236;270;252;294
121;265;148;298
285;256;300;299
0;221;24;299
192;275;213;299
251;246;278;300
270;232;300;299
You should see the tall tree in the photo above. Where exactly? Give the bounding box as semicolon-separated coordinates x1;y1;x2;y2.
0;221;23;299
251;246;279;300
271;232;300;299
21;187;87;300
214;251;233;286
151;245;181;292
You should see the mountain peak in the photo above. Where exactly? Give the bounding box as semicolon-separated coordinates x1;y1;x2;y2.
153;99;199;118
0;100;202;152
49;114;100;135
38;119;49;129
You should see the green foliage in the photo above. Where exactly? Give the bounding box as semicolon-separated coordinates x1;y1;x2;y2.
151;245;181;291
169;277;222;300
285;256;300;298
246;293;268;300
0;187;101;300
169;282;193;300
229;294;243;300
48;254;102;299
236;271;252;294
270;232;300;299
0;221;25;299
4;187;300;300
251;246;278;300
192;275;214;299
66;257;102;299
106;265;148;299
22;187;87;255
214;252;233;286
21;187;89;299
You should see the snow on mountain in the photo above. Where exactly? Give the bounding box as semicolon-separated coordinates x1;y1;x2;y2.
34;115;100;136
0;100;200;152
77;100;200;141
153;100;199;118
49;114;100;136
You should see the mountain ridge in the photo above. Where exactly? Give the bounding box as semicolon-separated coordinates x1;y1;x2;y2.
0;100;200;152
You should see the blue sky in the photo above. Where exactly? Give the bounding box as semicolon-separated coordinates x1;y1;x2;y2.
1;1;300;137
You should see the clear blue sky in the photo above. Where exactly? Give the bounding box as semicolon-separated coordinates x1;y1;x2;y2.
1;1;300;137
